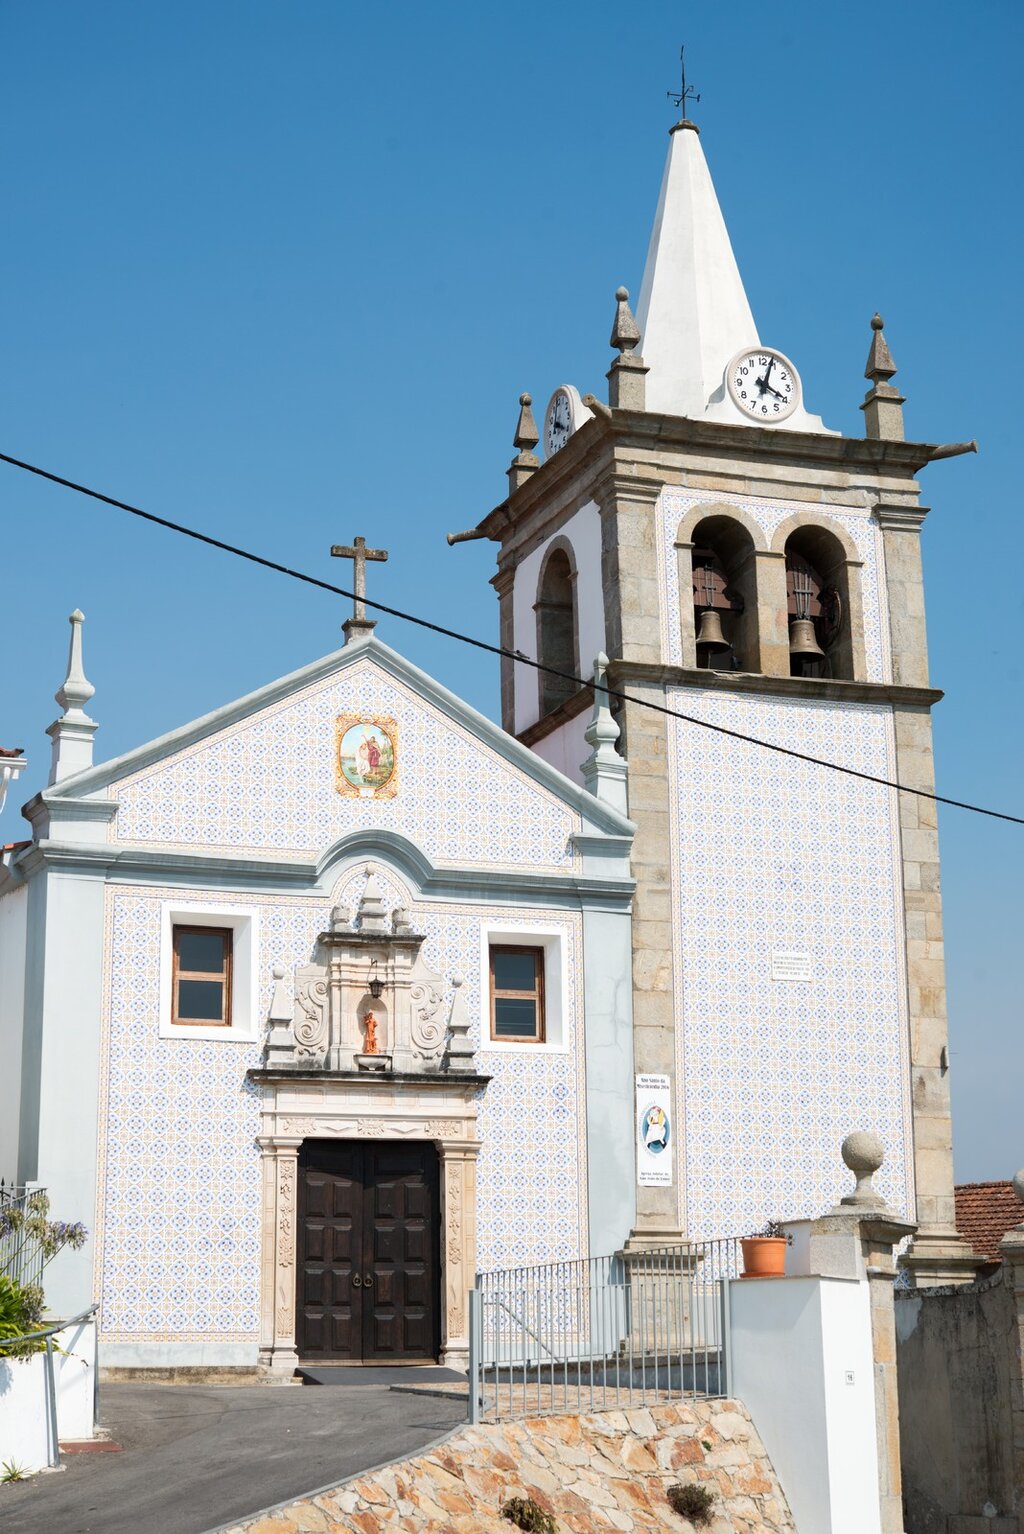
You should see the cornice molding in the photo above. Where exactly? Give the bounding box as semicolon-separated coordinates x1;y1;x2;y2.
606;660;943;710
874;503;930;531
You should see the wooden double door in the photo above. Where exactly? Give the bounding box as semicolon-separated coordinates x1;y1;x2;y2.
296;1140;440;1363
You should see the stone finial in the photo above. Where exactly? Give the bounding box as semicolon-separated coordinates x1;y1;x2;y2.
445;973;475;1072
265;963;295;1064
355;863;388;933
581;653;628;815
864;313;897;383
610;286;642;354
607;286;648;411
330;902;351;932
508;392;540;493
839;1130;889;1209
47;609;99;785
0;749;27;816
860;313;905;441
392;905;414;934
268;963;292;1022
1010;1169;1024;1230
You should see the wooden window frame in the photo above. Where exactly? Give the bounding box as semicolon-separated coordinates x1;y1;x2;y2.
171;924;233;1028
489;944;545;1044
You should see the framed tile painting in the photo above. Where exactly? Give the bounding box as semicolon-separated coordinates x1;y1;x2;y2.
334;714;399;799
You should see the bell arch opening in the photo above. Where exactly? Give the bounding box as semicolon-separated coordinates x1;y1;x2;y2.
689;514;759;672
535;544;578;715
783;524;852;679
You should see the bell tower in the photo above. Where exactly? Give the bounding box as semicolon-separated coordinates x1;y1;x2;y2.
458;102;981;1284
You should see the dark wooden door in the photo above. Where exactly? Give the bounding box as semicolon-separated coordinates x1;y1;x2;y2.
296;1141;439;1363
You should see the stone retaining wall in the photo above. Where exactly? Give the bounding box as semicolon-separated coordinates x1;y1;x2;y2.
226;1397;794;1533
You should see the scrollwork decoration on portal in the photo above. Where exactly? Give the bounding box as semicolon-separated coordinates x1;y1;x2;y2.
410;980;446;1059
292;968;328;1063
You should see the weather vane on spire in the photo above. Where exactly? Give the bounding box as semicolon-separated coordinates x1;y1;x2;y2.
667;45;700;123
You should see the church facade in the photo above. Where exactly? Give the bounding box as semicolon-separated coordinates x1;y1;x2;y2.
0;103;980;1373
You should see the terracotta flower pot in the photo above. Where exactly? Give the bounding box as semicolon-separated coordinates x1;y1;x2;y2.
740;1236;788;1278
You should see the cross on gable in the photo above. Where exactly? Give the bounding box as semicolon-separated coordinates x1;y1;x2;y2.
330;536;389;638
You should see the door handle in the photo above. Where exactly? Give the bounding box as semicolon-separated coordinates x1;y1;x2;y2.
352;1274;363;1287
363;1273;374;1288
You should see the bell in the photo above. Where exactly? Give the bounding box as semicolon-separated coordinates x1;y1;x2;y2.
789;617;825;659
695;607;730;654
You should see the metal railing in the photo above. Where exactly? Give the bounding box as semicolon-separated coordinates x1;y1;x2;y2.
469;1239;739;1423
0;1183;47;1290
0;1304;100;1468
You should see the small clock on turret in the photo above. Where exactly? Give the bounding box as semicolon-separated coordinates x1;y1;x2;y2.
543;385;592;458
726;348;800;423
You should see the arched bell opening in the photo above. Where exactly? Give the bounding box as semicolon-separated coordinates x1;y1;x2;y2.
784;525;851;679
690;515;758;672
535;544;578;715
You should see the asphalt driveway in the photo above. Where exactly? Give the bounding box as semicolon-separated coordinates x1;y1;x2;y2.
1;1379;466;1534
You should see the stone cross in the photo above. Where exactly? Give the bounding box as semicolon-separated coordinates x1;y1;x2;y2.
330;536;388;637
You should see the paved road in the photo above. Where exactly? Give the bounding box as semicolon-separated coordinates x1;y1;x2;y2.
1;1380;466;1534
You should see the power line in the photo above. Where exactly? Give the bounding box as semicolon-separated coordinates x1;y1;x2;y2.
2;447;1020;827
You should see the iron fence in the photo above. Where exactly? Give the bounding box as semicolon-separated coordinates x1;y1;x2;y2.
0;1182;47;1290
469;1238;740;1423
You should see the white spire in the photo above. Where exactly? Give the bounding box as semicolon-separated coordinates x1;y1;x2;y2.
635;123;757;420
46;609;98;784
635;123;832;433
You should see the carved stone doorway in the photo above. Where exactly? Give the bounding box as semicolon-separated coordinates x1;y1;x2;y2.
296;1139;440;1363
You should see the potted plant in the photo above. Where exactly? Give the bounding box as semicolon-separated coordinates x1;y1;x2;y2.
740;1220;791;1278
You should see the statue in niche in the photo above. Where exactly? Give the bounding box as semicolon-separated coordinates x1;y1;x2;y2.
362;1010;380;1055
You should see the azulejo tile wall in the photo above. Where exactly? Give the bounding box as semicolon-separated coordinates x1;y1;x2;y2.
96;872;587;1343
656;488;891;682
667;687;913;1239
110;658;579;871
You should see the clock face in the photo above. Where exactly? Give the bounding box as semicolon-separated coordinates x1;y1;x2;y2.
544;389;575;457
727;349;799;422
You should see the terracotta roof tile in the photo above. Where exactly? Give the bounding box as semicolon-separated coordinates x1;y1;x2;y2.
955;1181;1022;1262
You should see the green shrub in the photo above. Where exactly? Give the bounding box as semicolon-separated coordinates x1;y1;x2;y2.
0;1275;45;1357
667;1480;717;1525
500;1495;558;1533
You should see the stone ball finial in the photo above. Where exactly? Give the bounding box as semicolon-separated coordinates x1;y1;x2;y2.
451;973;465;989
1013;1168;1024;1207
272;963;285;980
839;1130;887;1209
871;313;885;331
616;286;629;301
519;392;532;406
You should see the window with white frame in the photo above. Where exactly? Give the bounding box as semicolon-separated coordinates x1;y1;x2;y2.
481;925;567;1052
159;904;259;1041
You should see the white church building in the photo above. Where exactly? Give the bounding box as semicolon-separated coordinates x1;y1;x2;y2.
0;105;981;1374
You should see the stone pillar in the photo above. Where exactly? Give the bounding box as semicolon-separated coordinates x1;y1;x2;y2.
258;1137;302;1376
753;548;790;677
493;563;517;733
999;1171;1024;1514
808;1133;917;1534
439;1139;480;1371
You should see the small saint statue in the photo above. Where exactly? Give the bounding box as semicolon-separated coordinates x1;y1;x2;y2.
363;1010;379;1055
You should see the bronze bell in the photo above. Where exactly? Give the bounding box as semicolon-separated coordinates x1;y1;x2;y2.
695;607;730;653
789;617;825;659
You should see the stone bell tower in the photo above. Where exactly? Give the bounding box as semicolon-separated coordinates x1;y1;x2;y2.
455;100;981;1284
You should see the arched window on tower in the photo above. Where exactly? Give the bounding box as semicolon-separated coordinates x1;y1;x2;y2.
784;526;850;679
535;545;578;714
689;515;758;672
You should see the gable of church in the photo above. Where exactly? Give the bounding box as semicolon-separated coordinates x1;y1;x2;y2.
86;642;601;869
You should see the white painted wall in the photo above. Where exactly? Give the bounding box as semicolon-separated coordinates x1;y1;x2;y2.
730;1275;880;1534
0;883;28;1179
512;501;604;734
529;712;591;789
0;1319;98;1473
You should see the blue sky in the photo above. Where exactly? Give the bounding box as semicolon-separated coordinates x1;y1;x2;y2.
2;3;1020;1182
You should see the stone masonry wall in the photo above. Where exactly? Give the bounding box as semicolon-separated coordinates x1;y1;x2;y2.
226;1398;794;1534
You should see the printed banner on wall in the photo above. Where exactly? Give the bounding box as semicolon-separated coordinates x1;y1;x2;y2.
636;1073;673;1187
